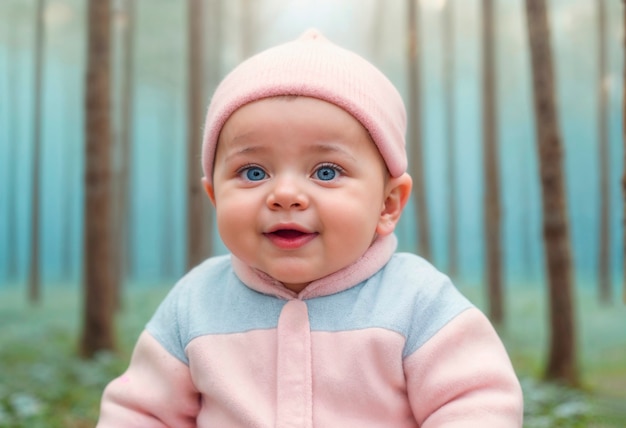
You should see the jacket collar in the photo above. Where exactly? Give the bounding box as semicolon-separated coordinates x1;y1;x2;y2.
231;234;397;300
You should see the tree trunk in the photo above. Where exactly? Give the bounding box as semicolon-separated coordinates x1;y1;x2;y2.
444;0;458;278
406;0;431;261
597;0;611;304
525;0;578;385
28;0;45;304
6;10;19;281
161;101;176;279
520;127;534;279
623;0;626;305
482;0;504;324
204;0;222;259
206;0;223;87
81;0;116;358
186;0;211;271
112;0;136;309
240;0;255;58
370;0;386;65
61;73;76;280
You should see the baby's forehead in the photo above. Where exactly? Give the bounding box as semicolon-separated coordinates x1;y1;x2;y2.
217;96;374;147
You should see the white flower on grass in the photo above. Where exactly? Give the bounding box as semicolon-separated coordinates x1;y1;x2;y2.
10;393;42;418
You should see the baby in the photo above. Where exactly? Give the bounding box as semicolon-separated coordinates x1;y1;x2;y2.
98;29;523;427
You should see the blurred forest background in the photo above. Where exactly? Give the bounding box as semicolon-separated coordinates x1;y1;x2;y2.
0;0;625;427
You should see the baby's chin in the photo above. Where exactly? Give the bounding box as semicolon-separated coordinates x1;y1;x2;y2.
248;263;326;292
259;269;320;293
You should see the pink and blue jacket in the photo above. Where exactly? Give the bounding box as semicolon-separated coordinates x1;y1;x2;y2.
98;235;523;427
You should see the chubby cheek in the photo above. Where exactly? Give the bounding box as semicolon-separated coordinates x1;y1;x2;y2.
214;199;257;250
321;202;381;247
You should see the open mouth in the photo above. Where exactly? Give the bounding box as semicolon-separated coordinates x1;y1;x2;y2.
270;229;308;239
264;229;318;249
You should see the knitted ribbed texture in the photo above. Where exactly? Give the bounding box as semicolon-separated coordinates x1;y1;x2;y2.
201;29;407;183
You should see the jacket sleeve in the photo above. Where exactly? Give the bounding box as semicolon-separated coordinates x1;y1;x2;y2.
97;331;200;427
404;308;524;427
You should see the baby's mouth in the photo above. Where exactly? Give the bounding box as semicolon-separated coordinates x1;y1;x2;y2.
269;229;308;239
264;229;318;249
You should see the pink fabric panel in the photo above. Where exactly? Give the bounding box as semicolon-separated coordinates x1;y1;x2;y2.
98;332;200;427
310;329;418;427
404;308;524;427
187;330;279;427
186;326;416;427
276;300;313;427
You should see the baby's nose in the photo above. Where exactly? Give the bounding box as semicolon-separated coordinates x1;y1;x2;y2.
266;177;309;210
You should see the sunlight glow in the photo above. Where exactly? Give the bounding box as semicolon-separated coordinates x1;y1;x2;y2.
422;0;447;12
44;0;74;28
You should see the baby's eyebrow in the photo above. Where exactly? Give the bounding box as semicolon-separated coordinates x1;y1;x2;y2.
310;143;357;161
223;144;267;162
222;131;261;150
221;140;358;163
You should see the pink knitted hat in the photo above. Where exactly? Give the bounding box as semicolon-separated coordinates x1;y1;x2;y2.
201;29;407;183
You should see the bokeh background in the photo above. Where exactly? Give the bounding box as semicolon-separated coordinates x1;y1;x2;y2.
0;0;625;427
0;0;623;284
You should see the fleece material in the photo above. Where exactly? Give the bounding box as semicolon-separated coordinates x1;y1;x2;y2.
98;235;523;427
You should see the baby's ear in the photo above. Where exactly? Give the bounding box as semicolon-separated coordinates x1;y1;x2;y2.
376;173;412;236
201;177;217;206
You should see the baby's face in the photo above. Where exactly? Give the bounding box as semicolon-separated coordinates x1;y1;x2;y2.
206;96;399;293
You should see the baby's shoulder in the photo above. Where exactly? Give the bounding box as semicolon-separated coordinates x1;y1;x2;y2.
163;254;236;302
363;253;474;354
377;252;454;290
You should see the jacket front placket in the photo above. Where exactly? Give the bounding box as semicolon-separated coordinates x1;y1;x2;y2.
275;299;313;428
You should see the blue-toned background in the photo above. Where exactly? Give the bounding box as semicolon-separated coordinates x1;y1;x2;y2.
0;0;623;288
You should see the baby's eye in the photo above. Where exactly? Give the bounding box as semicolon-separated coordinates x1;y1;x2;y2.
314;164;341;181
240;166;267;181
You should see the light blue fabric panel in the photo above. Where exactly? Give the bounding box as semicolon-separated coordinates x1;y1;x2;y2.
146;255;287;364
306;253;473;358
147;253;473;364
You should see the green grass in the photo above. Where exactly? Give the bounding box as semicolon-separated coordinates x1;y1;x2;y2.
0;285;169;427
0;283;625;427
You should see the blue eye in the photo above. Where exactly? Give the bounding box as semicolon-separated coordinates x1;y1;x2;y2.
243;166;266;181
315;165;338;181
